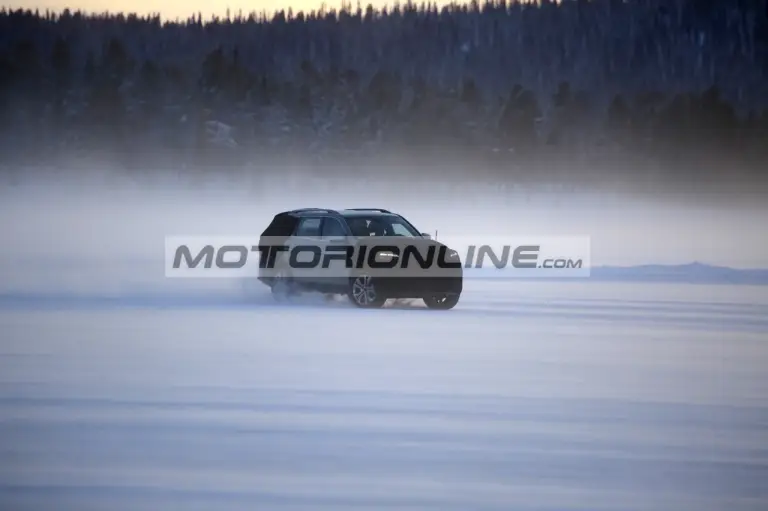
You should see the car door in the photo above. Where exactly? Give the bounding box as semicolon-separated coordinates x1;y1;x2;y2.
319;216;352;287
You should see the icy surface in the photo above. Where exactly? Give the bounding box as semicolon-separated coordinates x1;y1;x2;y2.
1;279;767;511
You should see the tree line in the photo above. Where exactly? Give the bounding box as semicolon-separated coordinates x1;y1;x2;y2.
0;1;767;186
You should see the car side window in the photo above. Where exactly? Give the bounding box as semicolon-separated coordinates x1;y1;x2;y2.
321;218;347;238
391;222;413;236
295;217;322;238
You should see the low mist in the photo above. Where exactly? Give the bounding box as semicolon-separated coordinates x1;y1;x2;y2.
0;165;764;302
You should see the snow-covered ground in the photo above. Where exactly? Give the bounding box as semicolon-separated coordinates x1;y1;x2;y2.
1;279;767;511
1;176;766;510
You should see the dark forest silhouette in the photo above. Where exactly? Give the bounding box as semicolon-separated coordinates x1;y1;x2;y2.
1;1;767;187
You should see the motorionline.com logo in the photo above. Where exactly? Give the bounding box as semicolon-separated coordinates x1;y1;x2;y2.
165;236;591;279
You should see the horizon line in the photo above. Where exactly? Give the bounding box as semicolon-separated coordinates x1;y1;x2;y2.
4;1;545;23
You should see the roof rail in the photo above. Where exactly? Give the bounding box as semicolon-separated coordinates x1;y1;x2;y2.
346;208;392;213
288;208;338;214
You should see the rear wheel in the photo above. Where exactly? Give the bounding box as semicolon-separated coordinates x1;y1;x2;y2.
348;275;386;308
423;293;460;310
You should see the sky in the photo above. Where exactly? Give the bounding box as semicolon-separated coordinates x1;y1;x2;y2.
5;0;460;19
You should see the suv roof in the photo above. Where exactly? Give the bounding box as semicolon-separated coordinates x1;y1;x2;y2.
278;208;397;218
264;208;423;238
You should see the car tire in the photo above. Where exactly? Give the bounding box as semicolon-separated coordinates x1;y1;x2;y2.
423;293;461;310
348;275;386;308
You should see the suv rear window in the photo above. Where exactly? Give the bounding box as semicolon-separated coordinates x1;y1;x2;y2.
262;214;298;237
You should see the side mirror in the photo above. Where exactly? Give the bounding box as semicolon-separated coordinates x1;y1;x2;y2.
421;232;432;240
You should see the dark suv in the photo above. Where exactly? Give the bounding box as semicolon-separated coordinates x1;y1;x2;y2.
257;208;463;309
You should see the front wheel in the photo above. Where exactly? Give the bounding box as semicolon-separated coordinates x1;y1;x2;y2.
348;275;386;308
423;293;461;310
